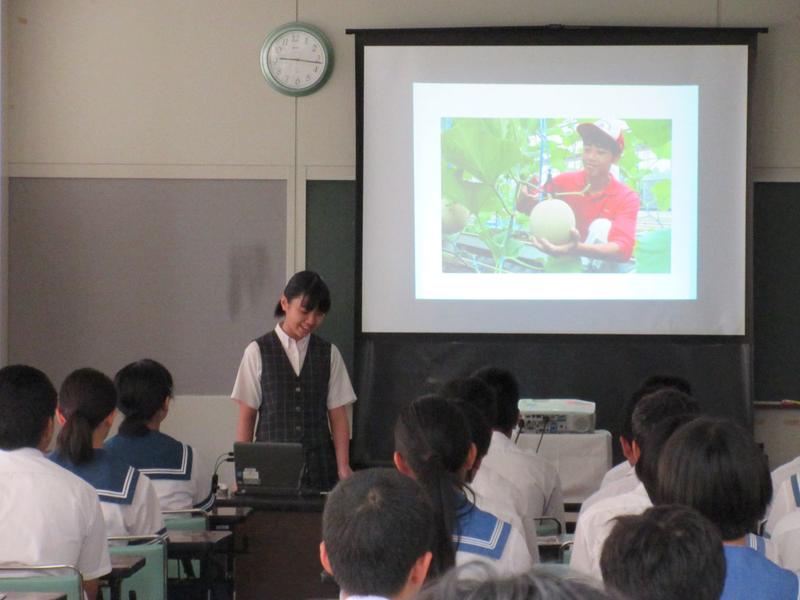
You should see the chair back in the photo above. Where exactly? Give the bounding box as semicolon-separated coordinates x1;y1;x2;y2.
104;535;167;600
164;508;209;531
0;564;83;600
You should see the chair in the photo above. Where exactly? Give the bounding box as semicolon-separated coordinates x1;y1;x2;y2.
163;508;209;531
104;535;167;600
0;564;83;600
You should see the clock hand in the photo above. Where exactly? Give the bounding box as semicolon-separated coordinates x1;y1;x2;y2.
278;57;322;65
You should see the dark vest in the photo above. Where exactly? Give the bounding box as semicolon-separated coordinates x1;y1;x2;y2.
255;331;336;490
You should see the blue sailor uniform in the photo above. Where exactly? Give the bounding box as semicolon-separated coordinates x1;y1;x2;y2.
721;544;799;600
454;499;534;577
104;430;214;512
49;448;165;540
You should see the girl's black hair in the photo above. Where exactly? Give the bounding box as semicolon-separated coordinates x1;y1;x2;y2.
115;359;173;437
656;416;772;541
56;368;117;464
394;395;472;577
274;270;331;318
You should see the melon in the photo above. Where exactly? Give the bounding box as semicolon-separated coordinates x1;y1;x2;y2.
529;199;576;245
442;203;471;234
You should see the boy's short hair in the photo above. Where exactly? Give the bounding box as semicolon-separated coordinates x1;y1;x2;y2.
452;399;491;459
656;417;772;540
322;468;433;598
470;366;520;433
619;375;692;442
600;504;726;600
441;377;497;432
635;413;697;498
0;365;57;450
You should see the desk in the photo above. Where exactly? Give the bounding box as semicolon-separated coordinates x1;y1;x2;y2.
515;430;612;504
218;495;337;600
102;554;146;600
208;506;253;529
168;530;232;599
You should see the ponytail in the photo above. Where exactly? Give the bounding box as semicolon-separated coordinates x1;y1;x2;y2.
115;359;173;438
57;368;117;465
394;395;473;576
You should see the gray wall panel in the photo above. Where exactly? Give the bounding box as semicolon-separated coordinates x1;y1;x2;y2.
8;178;286;394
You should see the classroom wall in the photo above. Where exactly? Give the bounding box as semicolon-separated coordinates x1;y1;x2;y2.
4;1;800;472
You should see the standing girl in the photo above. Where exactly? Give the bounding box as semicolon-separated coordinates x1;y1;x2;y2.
232;270;356;491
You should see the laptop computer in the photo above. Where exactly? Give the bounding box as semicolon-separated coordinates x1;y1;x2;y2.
233;441;308;496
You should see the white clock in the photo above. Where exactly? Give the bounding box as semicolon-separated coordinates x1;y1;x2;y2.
260;22;333;96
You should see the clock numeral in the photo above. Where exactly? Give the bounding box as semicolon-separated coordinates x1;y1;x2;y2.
314;66;319;73
306;75;311;81
295;77;301;85
282;38;288;46
291;33;299;43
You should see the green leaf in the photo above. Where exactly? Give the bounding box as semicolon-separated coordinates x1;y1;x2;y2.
651;180;672;212
634;229;672;273
442;119;525;188
442;165;503;215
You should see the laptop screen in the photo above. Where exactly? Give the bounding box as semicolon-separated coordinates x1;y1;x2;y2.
234;441;305;494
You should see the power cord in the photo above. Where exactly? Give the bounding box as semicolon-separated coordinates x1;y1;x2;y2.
212;451;235;495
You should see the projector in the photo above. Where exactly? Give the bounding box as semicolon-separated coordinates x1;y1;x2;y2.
518;399;596;434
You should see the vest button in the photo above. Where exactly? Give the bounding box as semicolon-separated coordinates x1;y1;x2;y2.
295;425;302;431
295;387;301;392
295;405;302;412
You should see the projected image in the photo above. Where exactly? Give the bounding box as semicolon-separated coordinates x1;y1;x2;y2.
441;117;672;274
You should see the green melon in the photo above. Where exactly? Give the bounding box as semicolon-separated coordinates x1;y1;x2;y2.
442;203;471;234
529;199;576;245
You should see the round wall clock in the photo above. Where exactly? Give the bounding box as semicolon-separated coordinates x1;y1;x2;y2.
260;22;333;96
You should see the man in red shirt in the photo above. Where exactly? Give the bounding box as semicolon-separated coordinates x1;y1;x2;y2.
517;119;640;272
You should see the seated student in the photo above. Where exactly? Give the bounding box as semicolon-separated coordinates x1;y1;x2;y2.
320;468;433;600
394;395;533;578
0;365;111;599
772;511;800;574
442;378;538;560
417;564;615;600
590;375;692;510
571;389;698;580
657;417;800;599
470;366;565;529
49;367;166;540
600;504;726;600
104;359;214;512
765;458;800;536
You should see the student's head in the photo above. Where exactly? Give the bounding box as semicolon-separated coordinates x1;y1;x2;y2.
634;413;697;500
114;359;173;437
451;400;491;482
441;376;497;432
321;468;433;600
417;565;616;600
470;366;520;435
274;271;331;340
656;417;772;541
0;365;57;451
393;395;475;576
56;368;117;464
600;504;726;600
619;375;692;463
630;387;698;481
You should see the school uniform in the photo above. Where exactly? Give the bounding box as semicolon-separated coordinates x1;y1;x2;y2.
479;431;565;529
454;499;534;577
570;482;652;581
598;460;634;489
579;465;640;517
721;544;799;600
472;464;539;561
745;532;785;568
104;430;214;512
232;323;356;490
49;448;166;539
773;511;800;574
0;447;111;580
766;472;800;537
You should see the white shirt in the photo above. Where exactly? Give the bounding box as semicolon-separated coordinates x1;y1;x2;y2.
102;473;165;540
0;448;111;580
570;482;652;581
472;464;539;562
479;431;565;528
232;324;357;412
765;457;800;535
765;474;800;537
599;460;634;489
579;464;640;517
772;511;800;574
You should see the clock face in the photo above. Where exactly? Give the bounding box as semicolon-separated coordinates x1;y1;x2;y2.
261;26;331;95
